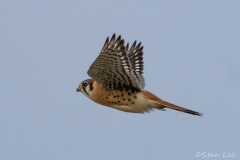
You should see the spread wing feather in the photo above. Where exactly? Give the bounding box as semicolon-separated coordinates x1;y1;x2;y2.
127;41;145;89
87;34;145;90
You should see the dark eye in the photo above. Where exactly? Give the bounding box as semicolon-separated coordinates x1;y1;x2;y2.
82;82;88;87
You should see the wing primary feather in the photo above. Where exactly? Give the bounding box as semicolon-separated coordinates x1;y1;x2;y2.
113;35;123;49
126;43;129;52
101;37;110;53
109;34;116;48
136;42;142;49
118;40;125;49
129;41;137;53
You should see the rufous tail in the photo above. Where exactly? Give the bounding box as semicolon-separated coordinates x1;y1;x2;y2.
143;90;203;116
157;99;202;116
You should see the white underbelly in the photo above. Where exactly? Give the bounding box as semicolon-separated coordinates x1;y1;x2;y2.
110;93;156;113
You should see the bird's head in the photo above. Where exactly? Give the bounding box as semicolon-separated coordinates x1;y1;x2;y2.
76;79;94;97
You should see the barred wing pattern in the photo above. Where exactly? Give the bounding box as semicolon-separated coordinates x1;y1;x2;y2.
87;34;145;90
126;40;145;89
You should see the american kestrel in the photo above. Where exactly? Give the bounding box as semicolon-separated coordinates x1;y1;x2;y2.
76;34;202;116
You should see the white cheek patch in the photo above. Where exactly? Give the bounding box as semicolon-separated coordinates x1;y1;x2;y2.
82;85;94;97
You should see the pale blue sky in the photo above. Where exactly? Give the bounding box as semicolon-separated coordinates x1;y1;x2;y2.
0;0;239;160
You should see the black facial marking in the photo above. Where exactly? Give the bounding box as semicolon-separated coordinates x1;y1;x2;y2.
89;82;93;91
82;86;89;96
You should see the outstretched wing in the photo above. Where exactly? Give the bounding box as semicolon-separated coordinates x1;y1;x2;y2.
126;40;145;89
87;34;145;90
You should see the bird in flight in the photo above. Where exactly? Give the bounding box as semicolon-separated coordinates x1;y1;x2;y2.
76;34;202;116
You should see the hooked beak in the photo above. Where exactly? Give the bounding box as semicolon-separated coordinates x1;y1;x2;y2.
76;88;81;92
